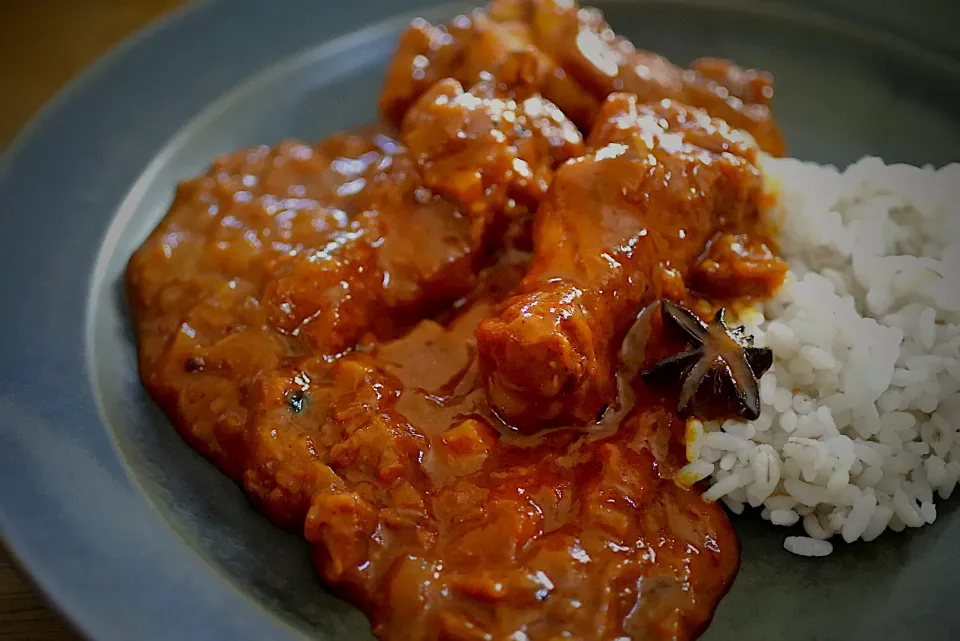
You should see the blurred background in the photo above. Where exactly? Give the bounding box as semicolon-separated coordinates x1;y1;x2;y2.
1;0;184;147
1;2;184;636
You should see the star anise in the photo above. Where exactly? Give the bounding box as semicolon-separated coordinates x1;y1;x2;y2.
641;300;773;420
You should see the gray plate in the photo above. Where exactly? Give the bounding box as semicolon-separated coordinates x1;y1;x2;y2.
1;1;959;639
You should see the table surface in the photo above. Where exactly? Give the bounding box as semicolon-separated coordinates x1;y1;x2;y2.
0;3;185;637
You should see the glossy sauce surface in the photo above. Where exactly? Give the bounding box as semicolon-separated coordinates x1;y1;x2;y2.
127;2;787;639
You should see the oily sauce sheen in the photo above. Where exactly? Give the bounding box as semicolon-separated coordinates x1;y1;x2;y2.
126;1;788;639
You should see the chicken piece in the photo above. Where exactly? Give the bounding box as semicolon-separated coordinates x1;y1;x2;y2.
400;71;585;243
380;10;600;131
380;13;502;128
691;232;788;300
236;131;478;348
381;0;785;155
354;150;478;317
476;94;766;430
261;223;383;355
253;129;497;346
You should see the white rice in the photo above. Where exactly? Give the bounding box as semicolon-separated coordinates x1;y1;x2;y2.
685;156;960;555
783;536;834;557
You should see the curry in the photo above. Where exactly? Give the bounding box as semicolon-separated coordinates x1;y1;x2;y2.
126;1;787;639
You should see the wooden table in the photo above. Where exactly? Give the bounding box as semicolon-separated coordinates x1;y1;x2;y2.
0;3;186;637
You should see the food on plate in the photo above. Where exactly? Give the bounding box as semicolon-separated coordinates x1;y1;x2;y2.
126;0;958;638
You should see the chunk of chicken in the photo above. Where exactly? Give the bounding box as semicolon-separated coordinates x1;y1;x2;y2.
380;10;601;131
476;94;766;430
350;146;479;317
261;224;384;355
401;70;585;243
381;0;785;155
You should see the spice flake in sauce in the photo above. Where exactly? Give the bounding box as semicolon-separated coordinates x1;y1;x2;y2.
126;1;787;639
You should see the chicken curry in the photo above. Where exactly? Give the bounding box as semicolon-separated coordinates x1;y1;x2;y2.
126;1;788;639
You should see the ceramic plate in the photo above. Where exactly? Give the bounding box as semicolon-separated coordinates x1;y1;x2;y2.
1;1;958;639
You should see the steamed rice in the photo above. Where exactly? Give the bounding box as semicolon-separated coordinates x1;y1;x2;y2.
683;156;960;554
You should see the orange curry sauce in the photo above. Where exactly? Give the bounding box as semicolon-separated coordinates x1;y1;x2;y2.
126;1;787;639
